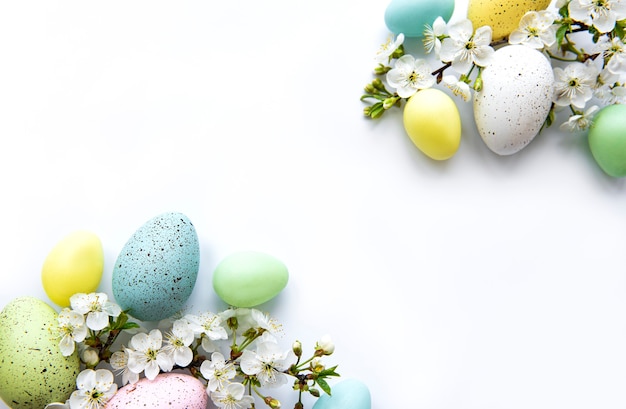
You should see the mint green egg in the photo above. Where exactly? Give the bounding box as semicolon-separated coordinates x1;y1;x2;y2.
212;251;288;307
0;297;80;409
312;379;371;409
588;104;626;177
384;0;455;37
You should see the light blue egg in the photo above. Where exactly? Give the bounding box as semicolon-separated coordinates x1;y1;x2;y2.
313;379;371;409
384;0;455;37
112;212;200;322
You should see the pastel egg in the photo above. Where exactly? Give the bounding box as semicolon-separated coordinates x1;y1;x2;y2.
468;0;551;41
403;88;461;160
112;212;200;322
104;372;207;409
588;104;626;177
0;297;80;409
41;230;104;307
312;379;371;409
473;45;553;155
212;251;288;307
384;0;455;37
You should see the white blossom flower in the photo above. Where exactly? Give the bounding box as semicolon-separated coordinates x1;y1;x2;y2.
69;369;117;409
509;10;558;49
439;19;495;73
423;17;447;55
128;329;173;380
218;308;256;334
70;293;121;331
110;347;140;385
568;0;626;33
58;308;88;357
185;312;228;353
315;334;335;355
559;104;600;131
162;318;194;367
210;383;255;409
386;54;435;98
240;341;295;387
595;81;626;103
599;37;626;79
250;309;283;337
553;61;599;108
442;75;472;101
200;351;237;393
375;33;404;64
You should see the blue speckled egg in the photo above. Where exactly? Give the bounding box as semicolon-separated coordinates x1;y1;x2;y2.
112;212;200;322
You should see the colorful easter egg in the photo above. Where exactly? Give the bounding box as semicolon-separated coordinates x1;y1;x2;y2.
588;104;626;177
105;373;207;409
212;251;289;307
467;0;551;41
384;0;455;37
112;212;200;322
403;88;462;160
0;297;80;409
473;45;554;155
41;230;104;307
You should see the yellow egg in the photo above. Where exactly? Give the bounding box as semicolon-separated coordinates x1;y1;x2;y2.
467;0;551;41
403;88;461;160
41;230;104;307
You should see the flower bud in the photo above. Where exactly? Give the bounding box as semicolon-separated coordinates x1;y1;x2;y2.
309;388;321;398
374;64;391;75
372;78;385;91
264;397;281;409
364;83;376;93
81;348;100;367
315;334;335;356
292;340;302;357
383;97;397;110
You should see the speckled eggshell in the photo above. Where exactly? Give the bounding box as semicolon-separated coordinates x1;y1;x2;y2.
473;45;554;155
104;373;207;409
467;0;551;41
112;212;200;322
0;297;80;409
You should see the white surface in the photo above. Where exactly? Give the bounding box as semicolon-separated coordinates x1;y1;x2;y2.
1;1;625;409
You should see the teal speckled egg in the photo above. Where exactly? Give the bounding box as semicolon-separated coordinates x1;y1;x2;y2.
384;0;455;37
212;251;288;307
312;379;371;409
112;212;200;322
588;104;626;177
0;297;80;409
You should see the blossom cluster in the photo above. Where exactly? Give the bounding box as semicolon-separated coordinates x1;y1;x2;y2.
362;0;626;133
50;293;339;409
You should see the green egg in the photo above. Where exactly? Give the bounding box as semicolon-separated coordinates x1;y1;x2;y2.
0;297;80;409
588;104;626;178
212;251;289;307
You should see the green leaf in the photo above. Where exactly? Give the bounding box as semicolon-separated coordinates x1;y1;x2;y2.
316;378;332;396
558;3;569;18
318;365;340;378
120;322;140;330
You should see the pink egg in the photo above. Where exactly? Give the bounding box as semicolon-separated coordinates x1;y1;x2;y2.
105;372;207;409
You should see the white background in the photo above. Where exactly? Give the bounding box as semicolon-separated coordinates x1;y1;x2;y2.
1;1;625;408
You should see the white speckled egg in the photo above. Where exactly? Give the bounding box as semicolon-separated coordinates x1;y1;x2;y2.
104;372;207;409
112;212;200;322
0;297;80;409
473;45;554;155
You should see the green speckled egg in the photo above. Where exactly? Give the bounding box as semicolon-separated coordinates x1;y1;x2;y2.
0;297;80;409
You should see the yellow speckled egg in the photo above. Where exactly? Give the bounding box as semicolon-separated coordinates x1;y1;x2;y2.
403;88;461;160
467;0;551;41
0;297;80;409
41;230;104;307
